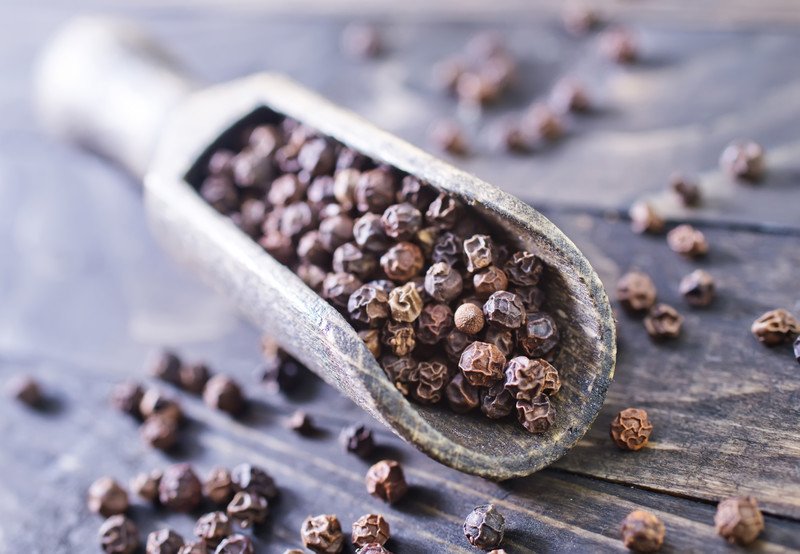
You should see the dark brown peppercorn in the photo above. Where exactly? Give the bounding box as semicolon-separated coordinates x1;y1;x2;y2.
352;514;391;548
203;375;245;416
381;321;417;357
463;504;505;550
358;545;393;554
751;308;800;346
714;496;764;545
353;213;391;254
248;124;283;156
644;303;683;340
398;176;436;211
601;27;637;63
504;251;543;287
483;291;526;330
178;542;207;554
286;410;315;434
232;149;273;188
381;203;423;240
227;491;268;529
236;199;267;237
516;286;545;312
380;355;419;395
148;349;182;385
444;330;471;362
516;394;556;434
319;214;354;253
679;270;715;307
340;424;375;457
519;312;560;357
280;202;317;239
667;224;708;257
322;272;363;309
388;283;423;323
359;329;382;358
208;149;235;176
179;363;211;395
341;23;383;59
333;168;359;208
297;263;327;292
463;234;495;273
258;232;296;265
522;103;563;141
200;176;238;213
483;327;515;357
333;243;377;280
720;140;765;181
459;341;506;387
216;534;254;554
365;460;408;504
146;529;184;554
301;514;345;554
416;303;455;344
445;373;480;413
414;360;450;404
139;389;183;424
204;467;235;505
429;119;469;156
616;271;657;313
432;232;463;266
426;193;460;230
504;356;559;401
110;381;144;418
629;201;664;235
159;464;202;512
348;284;390;327
337;147;372;171
131;470;162;504
620;510;665;553
669;173;701;207
794;336;800;365
268;174;306;206
473;266;508;299
299;138;336;177
99;515;139;554
140;413;179;450
549;78;591;114
297;231;330;267
260;347;306;394
481;380;515;419
88;477;129;517
424;262;463;302
231;463;278;500
356;168;396;214
194;512;231;548
610;408;653;451
380;242;424;282
454;303;485;335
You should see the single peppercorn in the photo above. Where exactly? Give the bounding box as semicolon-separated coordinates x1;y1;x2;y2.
679;270;715;307
356;168;396;214
644;303;683;340
751;308;800;346
216;534;254;554
522;103;563;141
381;321;417;357
504;356;560;401
473;266;509;299
140;413;179;450
424;262;463;302
516;394;556;433
381;203;423;240
398;175;436;210
444;330;471;362
194;511;231;548
230;463;278;500
260;347;306;394
146;529;184;554
286;410;315;434
628;201;664;234
199;176;238;213
353;213;391;254
481;380;515;419
428;119;469;156
519;313;560;357
484;327;515;357
610;408;653;451
388;283;424;322
432;232;463;266
8;375;43;407
177;542;207;554
669;173;701;207
148;349;182;385
516;286;545;312
667;224;708;257
348;284;390;328
139;389;183;424
463;234;495;273
352;513;391;548
714;496;764;545
204;467;235;505
322;272;363;309
460;341;506;387
380;242;424;282
301;514;345;554
616;271;657;313
365;460;408;504
426;193;460;230
179;362;211;395
99;515;139;554
454;303;485;335
88;477;129;517
720;140;765;181
259;232;296;265
445;373;480;413
483;291;526;330
414;360;450;404
503;251;543;287
203;375;246;416
340;424;375;457
601;27;638;63
332;242;377;280
159;463;202;512
620;510;665;553
131;470;162;504
463;504;505;550
359;329;382;358
794;336;800;365
110;380;144;418
549;77;591;114
380;355;419;395
227;491;268;529
416;303;455;344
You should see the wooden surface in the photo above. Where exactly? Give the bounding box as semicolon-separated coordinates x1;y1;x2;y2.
1;3;799;553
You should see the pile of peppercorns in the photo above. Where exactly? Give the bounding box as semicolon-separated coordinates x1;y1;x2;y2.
198;115;565;435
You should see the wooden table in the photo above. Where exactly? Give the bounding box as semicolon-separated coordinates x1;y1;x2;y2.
1;2;798;552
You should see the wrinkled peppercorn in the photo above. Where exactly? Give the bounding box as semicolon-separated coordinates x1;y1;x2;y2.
669;173;701;207
280;202;316;240
159;464;202;512
286;410;315;434
380;355;418;395
629;201;664;235
414;360;450;404
616;271;657;313
333;243;377;280
381;322;417;357
194;511;231;548
483;291;526;330
366;460;408;503
516;286;545;312
620;510;665;553
381;203;423;240
388;283;423;322
203;375;245;416
348;284;390;328
356;168;396;214
139;389;183;424
179;362;211;395
719;140;765;181
601;27;637;63
398;176;436;209
140;413;179;450
503;251;543;287
504;356;559;401
148;350;182;385
519;313;560;357
319;214;355;253
302;514;345;554
131;470;162;504
667;224;708;257
679;269;715;307
429;119;469;156
381;242;424;282
463;235;495;273
227;491;268;529
516;394;556;433
432;232;463;267
714;496;764;545
353;213;391;254
416;303;455;344
426;193;460;230
424;262;463;302
550;78;591;114
177;542;207;554
99;515;139;554
110;381;144;418
322;272;363;309
610;408;653;451
751;308;800;346
644;303;683;340
463;504;505;550
443;330;471;362
352;513;391;548
522;103;563;141
473;266;509;299
88;477;129;517
460;341;506;387
794;337;800;365
446;373;480;413
204;467;235;505
454;303;485;335
481;380;515;419
340;424;375;457
231;463;278;500
146;529;184;554
483;327;515;357
359;329;382;358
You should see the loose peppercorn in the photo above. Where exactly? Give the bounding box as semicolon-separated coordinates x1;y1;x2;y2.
550;78;590;114
481;380;515;419
562;4;599;35
428;119;469;156
227;491;268;529
620;510;665;553
333;242;377;280
714;496;764;545
414;360;450;404
204;467;235;505
644;303;683;340
159;464;202;512
381;203;423;240
110;381;144;418
463;234;495;273
352;513;391;548
7;375;43;407
522;103;563;141
669;173;701;207
751;308;800;346
381;242;424;282
148;349;182;385
426;193;460;230
610;408;653;451
679;269;715;307
340;424;375;457
719;140;765;181
231;463;278;500
381;321;416;357
432;231;463;266
348;284;390;328
359;329;382;358
200;176;238;213
146;529;184;554
473;266;509;299
178;362;211;395
88;477;129;517
139;389;183;424
216;534;254;554
667;224;708;257
366;460;408;504
616;270;657;313
203;375;246;416
358;545;393;554
493;120;529;153
628;201;664;235
140;413;179;451
99;515;139;554
356;168;396;214
260;347;306;394
398;175;436;210
519;313;560;357
454;303;485;335
380;355;419;395
460;341;506;387
388;283;423;322
794;337;800;365
601;27;637;63
297;231;330;267
503;251;543;287
286;410;315;434
319;214;355;253
131;470;162;504
424;262;463;302
280;202;317;240
446;373;480;413
483;291;526;330
194;511;231;548
353;213;391;254
322;272;363;309
177;542;207;554
416;303;455;344
301;514;345;554
463;504;505;550
516;394;556;433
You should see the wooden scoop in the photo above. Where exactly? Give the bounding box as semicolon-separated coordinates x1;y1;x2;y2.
35;17;615;479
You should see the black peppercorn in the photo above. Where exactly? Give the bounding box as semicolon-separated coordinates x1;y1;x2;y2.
140;413;179;451
424;262;463;302
260;347;306;394
388;282;424;323
463;234;495;273
398;176;436;210
516;286;545;312
679;269;715;307
644;303;683;340
178;541;208;554
481;380;515;419
110;381;144;418
301;514;345;554
629;201;664;235
298;138;336;177
99;515;139;554
425;193;460;230
720;140;765;181
357;544;393;554
297;231;331;267
714;496;764;546
381;203;423;240
483;291;526;330
460;341;506;387
286;410;315;434
381;321;417;357
340;424;375;457
352;514;391;548
483;327;515;358
473;266;508;299
179;362;211;395
348;284;391;328
669;173;701;207
620;510;665;553
232;148;273;188
359;329;382;358
268;174;306;206
380;242;424;282
159;463;202;513
216;534;255;554
227;491;268;528
356;168;396;214
200;176;238;213
231;463;278;500
258;232;296;265
522;103;563;142
414;360;450;404
750;308;800;346
516;394;556;433
146;529;184;554
504;251;543;287
204;467;235;505
519;313;560;357
322;272;363;309
365;460;408;503
333;242;377;280
445;373;480;413
601;27;638;63
416;303;455;344
463;504;505;550
131;470;162;504
353;213;391;254
139;389;183;424
667;224;708;257
432;231;463;267
148;349;182;385
194;511;231;548
203;375;245;416
429;119;469;156
319;214;355;253
617;270;657;313
380;355;419;395
88;477;129;517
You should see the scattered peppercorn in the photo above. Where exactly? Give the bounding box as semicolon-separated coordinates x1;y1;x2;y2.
227;491;268;529
7;375;43;407
99;515;139;554
644;303;683;340
719;140;765;181
562;5;600;35
146;529;184;554
679;269;715;307
179;362;211;395
610;408;653;451
669;173;701;207
601;27;637;63
750;308;800;346
148;349;183;385
616;271;657;313
131;470;162;504
139;389;183;424
522;103;563;142
230;463;278;500
194;511;231;548
667;224;708;257
204;467;235;505
365;460;408;504
628;201;664;234
341;23;382;59
110;381;144;418
140;413;179;450
203;375;245;416
216;534;254;554
620;510;665;553
301;514;345;554
286;410;315;434
88;477;129;517
550;77;591;114
714;496;764;545
260;344;307;394
352;513;391;548
794;337;800;365
159;463;202;512
463;504;505;550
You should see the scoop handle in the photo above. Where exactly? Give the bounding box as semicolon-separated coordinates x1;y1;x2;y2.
35;16;199;179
